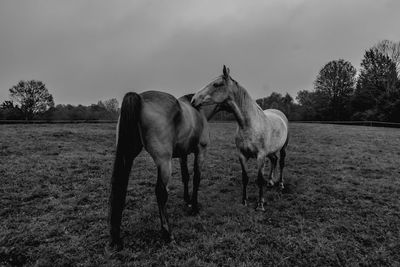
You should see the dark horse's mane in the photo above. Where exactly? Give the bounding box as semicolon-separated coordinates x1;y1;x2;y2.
179;93;195;103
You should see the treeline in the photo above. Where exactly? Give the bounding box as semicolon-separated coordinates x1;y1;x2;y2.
213;40;400;122
41;100;119;121
0;97;119;121
0;80;119;121
1;40;399;122
295;40;400;122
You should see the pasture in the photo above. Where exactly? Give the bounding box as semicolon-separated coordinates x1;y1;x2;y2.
1;122;399;266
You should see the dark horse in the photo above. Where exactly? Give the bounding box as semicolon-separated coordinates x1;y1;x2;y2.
107;91;218;251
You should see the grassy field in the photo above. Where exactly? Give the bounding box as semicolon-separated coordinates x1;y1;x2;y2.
1;122;399;266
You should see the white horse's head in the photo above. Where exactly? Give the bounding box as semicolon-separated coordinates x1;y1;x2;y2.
191;65;235;108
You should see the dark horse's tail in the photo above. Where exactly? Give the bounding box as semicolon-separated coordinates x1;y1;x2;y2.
116;92;143;154
108;92;143;249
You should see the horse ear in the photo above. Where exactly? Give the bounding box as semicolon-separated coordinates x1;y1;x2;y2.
223;65;230;79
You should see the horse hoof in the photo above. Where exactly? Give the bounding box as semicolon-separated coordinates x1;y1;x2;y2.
169;236;178;246
184;197;191;206
104;241;122;257
255;203;265;212
163;235;174;243
190;206;200;215
191;210;199;215
161;229;174;243
267;180;275;187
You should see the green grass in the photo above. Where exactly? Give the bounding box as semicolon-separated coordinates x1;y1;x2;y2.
1;123;399;266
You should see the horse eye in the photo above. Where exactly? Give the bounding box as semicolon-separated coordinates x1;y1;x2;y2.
213;83;223;87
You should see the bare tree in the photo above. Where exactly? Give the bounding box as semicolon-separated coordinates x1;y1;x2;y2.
374;40;400;76
314;59;357;120
102;98;119;114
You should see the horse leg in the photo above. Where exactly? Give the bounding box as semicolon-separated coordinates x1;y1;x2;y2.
267;154;278;187
179;155;191;206
155;159;174;242
238;153;249;206
256;154;266;211
278;148;286;190
191;147;205;214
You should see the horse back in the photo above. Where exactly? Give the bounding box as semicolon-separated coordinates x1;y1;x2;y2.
175;99;208;153
140;91;181;128
138;91;182;157
262;109;289;152
264;109;288;126
139;91;206;159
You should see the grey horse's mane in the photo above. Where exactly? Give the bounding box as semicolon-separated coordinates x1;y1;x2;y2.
230;78;263;112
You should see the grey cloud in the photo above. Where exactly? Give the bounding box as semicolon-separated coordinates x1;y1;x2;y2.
0;0;399;105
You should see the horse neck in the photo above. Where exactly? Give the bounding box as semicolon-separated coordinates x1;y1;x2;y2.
229;83;262;129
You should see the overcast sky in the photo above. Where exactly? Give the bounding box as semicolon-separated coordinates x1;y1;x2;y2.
1;0;399;105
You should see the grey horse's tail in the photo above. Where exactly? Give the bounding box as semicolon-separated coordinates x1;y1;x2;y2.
109;92;143;247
